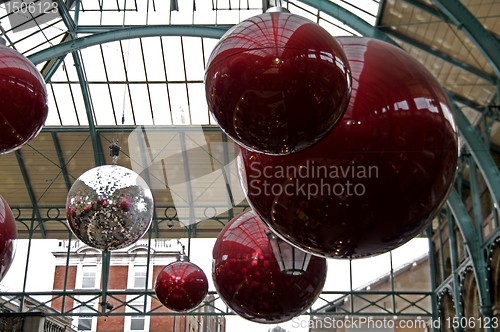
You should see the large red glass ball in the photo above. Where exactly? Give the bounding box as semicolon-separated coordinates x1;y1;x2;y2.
0;44;48;154
238;36;458;259
155;259;209;312
0;195;17;281
212;210;327;323
205;11;351;155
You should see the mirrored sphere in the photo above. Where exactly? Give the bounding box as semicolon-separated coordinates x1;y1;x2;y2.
212;210;327;323
239;37;458;259
0;44;48;154
205;11;351;155
155;259;209;312
66;165;154;250
0;195;17;281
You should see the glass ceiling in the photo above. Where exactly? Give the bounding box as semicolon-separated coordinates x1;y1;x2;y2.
0;0;380;127
0;0;498;236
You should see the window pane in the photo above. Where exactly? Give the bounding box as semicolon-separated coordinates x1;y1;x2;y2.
134;275;146;288
133;266;147;288
130;317;145;330
78;318;92;330
82;266;96;289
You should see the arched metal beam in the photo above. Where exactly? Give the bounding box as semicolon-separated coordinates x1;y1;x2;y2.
446;189;494;330
26;0;498;248
379;27;496;85
430;0;500;79
27;3;498;208
28;25;228;65
298;0;395;45
454;104;500;209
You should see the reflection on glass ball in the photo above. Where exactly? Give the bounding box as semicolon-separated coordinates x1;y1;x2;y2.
239;37;458;259
0;44;48;154
205;10;351;155
212;210;327;324
66;165;154;250
0;195;17;281
155;257;209;312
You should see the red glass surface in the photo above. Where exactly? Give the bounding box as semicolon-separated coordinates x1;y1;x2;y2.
239;37;458;258
212;210;327;323
0;195;17;281
205;11;351;155
0;44;48;154
155;260;209;312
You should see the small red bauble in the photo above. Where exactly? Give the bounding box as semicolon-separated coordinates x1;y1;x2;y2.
205;10;351;155
155;257;209;312
238;37;458;259
212;210;327;323
0;44;48;154
0;195;17;281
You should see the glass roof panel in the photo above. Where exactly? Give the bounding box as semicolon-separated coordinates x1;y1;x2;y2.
188;83;211;125
163;37;186;81
183;37;206;80
102;42;128;81
89;83;115;125
142;38;166;81
169;83;190;125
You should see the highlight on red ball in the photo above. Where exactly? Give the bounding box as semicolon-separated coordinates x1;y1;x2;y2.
0;43;48;154
238;36;458;259
205;8;351;155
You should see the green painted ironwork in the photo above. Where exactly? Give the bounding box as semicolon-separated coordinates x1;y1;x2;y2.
378;27;496;84
71;51;104;166
28;25;228;65
431;0;500;79
51;132;72;191
15;150;46;237
0;0;497;327
446;189;494;332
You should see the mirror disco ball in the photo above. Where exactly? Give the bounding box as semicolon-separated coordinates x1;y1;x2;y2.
66;165;154;250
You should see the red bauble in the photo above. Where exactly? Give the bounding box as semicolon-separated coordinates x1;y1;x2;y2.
0;44;48;154
205;10;351;155
155;258;209;312
212;210;327;323
0;195;17;281
238;37;458;258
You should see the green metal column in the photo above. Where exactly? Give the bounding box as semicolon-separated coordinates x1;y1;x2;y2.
446;208;464;331
71;50;104;166
100;250;111;314
427;226;442;332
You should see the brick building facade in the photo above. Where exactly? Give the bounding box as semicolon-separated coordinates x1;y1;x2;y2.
51;239;225;332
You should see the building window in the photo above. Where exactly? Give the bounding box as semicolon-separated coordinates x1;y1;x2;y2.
130;303;145;330
126;296;149;332
81;265;97;289
76;296;97;331
133;265;147;289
